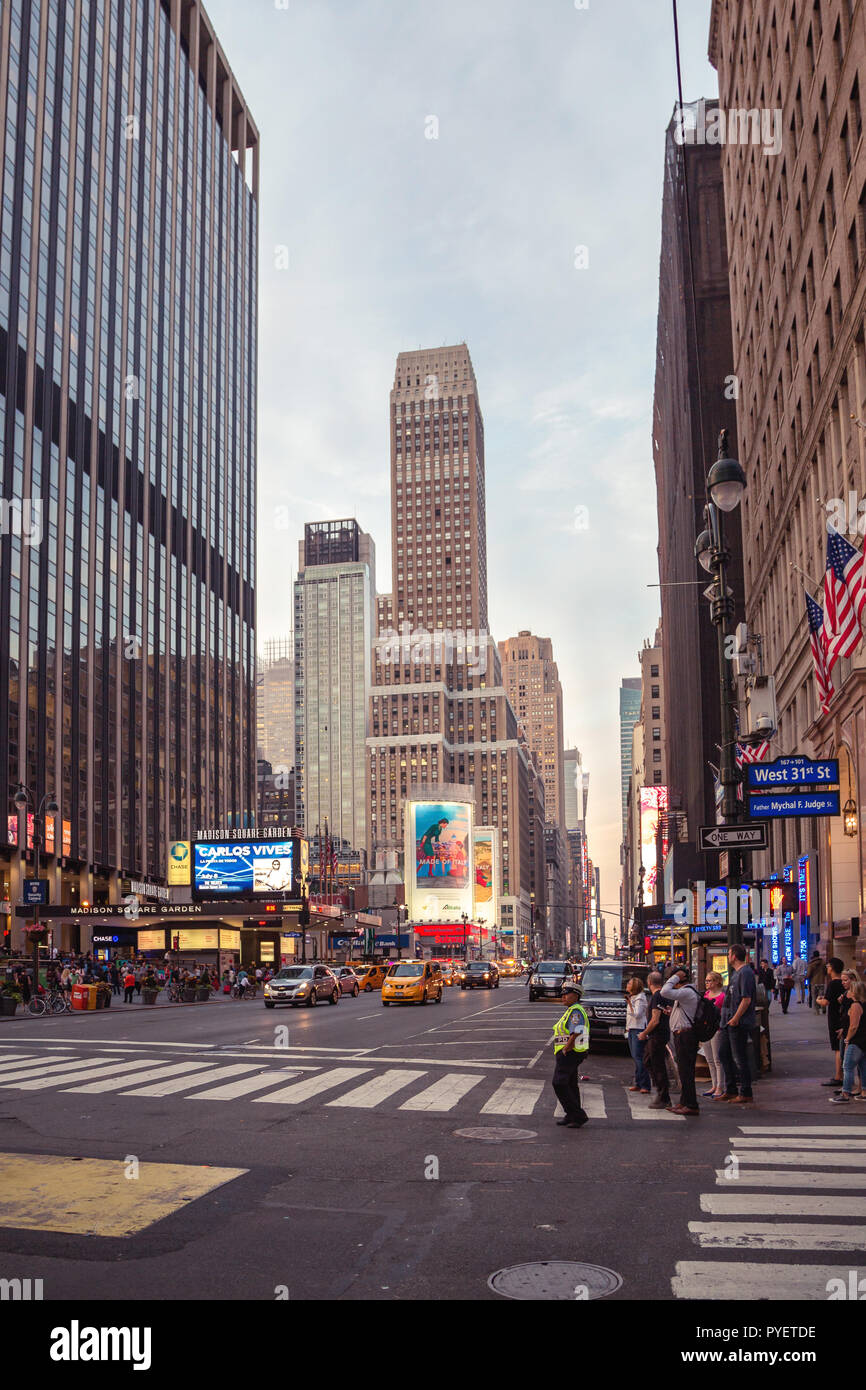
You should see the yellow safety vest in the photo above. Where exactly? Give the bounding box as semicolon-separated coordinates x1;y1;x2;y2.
553;1002;589;1055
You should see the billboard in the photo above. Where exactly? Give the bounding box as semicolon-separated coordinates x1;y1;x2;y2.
193;839;296;897
473;826;499;929
405;800;474;924
168;840;191;885
639;786;669;901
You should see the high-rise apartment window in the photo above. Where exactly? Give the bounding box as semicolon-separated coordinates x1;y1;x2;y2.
650;665;659;677
651;685;659;699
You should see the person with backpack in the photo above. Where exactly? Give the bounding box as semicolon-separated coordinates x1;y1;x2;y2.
660;965;703;1115
718;944;757;1104
637;970;672;1109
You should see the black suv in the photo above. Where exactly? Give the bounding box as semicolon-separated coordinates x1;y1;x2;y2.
528;960;575;1001
459;960;500;989
576;960;650;1046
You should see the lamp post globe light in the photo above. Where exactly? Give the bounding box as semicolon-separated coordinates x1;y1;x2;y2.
694;429;747;948
14;783;59;995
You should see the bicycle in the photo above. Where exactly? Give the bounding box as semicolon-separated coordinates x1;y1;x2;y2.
166;982;184;1003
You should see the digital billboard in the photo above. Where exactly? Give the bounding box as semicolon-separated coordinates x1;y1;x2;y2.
405;800;474;924
193;839;296;897
639;785;669;901
473;826;499;929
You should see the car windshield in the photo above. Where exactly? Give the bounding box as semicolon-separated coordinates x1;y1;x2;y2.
275;967;312;981
536;962;567;974
389;963;424;977
467;962;489;970
580;966;646;993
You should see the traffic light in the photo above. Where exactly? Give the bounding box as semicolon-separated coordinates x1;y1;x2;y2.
1;925;10;954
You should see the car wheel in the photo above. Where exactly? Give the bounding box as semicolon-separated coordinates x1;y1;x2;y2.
329;989;339;1004
382;1000;390;1007
494;980;500;988
307;991;316;1007
529;992;536;1002
365;983;372;992
352;985;359;997
435;988;442;1004
264;1001;275;1009
420;990;428;1005
460;984;465;990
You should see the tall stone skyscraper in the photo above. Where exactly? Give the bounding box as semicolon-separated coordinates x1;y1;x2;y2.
0;0;257;941
368;344;534;946
499;632;567;829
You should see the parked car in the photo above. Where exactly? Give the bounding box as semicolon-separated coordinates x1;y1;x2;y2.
459;960;500;990
355;963;389;992
263;964;340;1008
576;959;651;1046
527;960;575;1002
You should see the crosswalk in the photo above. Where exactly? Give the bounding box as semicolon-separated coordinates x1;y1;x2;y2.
673;1126;866;1300
0;1045;694;1123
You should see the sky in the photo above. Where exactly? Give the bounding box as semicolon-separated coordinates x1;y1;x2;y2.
204;0;719;932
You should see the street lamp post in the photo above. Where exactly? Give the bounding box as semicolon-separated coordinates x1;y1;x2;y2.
695;429;747;949
461;911;469;962
14;784;59;997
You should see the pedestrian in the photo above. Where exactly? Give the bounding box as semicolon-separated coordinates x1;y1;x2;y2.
700;971;727;1099
549;978;590;1129
123;967;135;1004
807;951;827;1010
109;962;121;996
758;958;776;997
660;965;702;1115
718;945;758;1105
792;953;807;1005
624;976;651;1093
817;957;847;1087
830;981;866;1105
134;968;142;997
838;969;864;1096
777;957;794;1013
637;970;672;1108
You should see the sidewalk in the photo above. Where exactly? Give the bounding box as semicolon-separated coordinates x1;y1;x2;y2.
751;992;852;1115
0;990;239;1021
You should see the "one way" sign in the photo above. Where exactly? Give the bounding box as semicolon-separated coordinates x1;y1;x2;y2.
698;823;769;852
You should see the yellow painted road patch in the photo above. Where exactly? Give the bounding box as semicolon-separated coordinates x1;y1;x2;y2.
0;1153;248;1236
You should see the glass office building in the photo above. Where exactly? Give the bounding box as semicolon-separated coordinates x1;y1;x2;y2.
0;0;258;911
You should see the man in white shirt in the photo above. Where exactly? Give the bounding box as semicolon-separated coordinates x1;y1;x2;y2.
660;966;701;1115
792;954;807;1004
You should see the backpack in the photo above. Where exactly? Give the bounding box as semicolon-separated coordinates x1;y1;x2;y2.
692;992;720;1043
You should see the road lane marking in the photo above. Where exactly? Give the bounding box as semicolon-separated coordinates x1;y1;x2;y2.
715;1168;866;1187
0;1058;127;1088
0;1152;247;1236
719;1150;866;1166
328;1069;427;1108
688;1221;866;1251
673;1261;864;1300
733;1136;866;1149
527;1050;543;1069
480;1079;545;1115
188;1070;304;1100
625;1088;684;1120
700;1193;866;1217
65;1062;220;1093
120;1064;261;1096
254;1068;371;1104
738;1125;866;1136
400;1073;483;1111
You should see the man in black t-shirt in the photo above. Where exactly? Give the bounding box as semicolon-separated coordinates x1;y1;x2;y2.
638;970;671;1108
817;957;846;1086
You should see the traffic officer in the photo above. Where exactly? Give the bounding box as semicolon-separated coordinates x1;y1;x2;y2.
551;979;590;1128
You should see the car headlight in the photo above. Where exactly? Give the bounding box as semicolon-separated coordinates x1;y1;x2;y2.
482;973;489;979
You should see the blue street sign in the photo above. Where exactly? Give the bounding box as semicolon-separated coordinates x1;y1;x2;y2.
749;790;840;818
747;756;839;788
22;879;48;905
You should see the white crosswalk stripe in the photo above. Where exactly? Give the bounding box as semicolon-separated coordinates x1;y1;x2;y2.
0;1057;127;1089
66;1061;220;1093
400;1073;483;1112
673;1125;866;1299
188;1070;304;1100
328;1069;427;1109
481;1079;545;1115
625;1088;684;1121
254;1068;371;1105
120;1064;262;1096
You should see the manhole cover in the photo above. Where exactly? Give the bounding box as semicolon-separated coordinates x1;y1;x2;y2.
454;1127;537;1143
488;1261;622;1301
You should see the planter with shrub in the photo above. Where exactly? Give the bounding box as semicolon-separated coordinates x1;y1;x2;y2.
0;986;21;1016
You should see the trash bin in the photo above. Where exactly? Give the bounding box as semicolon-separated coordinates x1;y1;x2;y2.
71;984;96;1011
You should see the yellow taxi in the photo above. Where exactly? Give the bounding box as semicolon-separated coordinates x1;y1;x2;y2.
498;958;521;978
438;960;457;986
381;959;444;1006
354;963;389;992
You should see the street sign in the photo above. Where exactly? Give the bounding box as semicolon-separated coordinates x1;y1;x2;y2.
749;790;840;819
699;823;769;851
22;879;48;905
746;756;839;788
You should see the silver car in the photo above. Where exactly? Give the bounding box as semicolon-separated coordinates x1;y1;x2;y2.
263;965;340;1008
329;966;361;997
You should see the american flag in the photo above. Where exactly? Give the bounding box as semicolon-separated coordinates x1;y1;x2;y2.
735;741;770;766
824;526;866;665
805;589;835;715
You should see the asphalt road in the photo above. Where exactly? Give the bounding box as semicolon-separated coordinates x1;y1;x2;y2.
0;982;862;1303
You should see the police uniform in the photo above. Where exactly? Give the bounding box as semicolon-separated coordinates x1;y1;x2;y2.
551;993;590;1127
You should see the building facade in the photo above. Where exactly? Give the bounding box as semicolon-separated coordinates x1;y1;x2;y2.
499;631;567;830
709;0;866;968
367;344;534;946
294;519;375;855
0;0;258;942
619;678;642;837
256;636;294;772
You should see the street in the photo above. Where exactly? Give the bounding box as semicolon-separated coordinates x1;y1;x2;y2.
0;984;862;1303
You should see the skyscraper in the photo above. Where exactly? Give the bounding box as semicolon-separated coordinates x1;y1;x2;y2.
257;637;295;772
499;632;567;830
295;519;375;855
368;344;534;945
619;678;642;837
1;0;258;939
